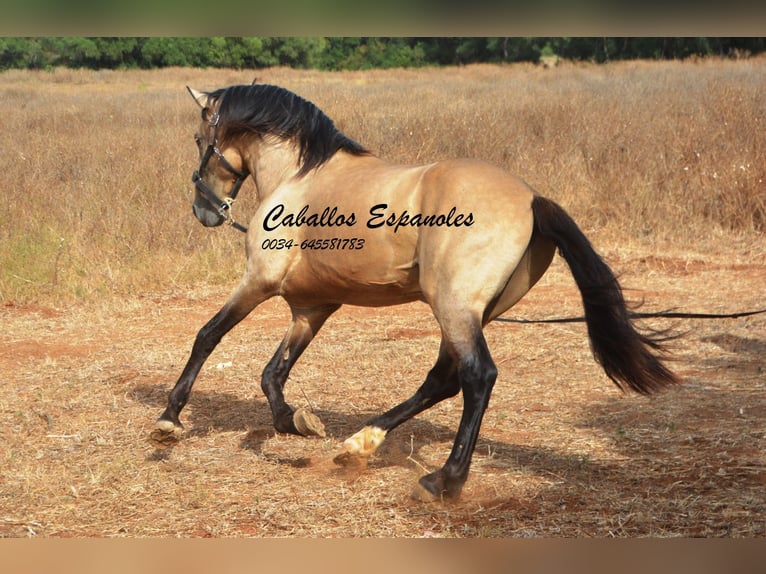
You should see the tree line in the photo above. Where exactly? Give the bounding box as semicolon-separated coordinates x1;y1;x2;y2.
1;37;763;71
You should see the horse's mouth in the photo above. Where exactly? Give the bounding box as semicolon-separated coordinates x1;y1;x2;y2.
192;203;225;227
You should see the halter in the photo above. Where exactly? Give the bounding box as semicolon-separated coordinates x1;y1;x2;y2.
191;112;249;233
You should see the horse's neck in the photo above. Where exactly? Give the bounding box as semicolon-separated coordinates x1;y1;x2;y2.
248;139;302;199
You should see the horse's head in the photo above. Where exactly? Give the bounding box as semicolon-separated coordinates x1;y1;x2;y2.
187;87;249;230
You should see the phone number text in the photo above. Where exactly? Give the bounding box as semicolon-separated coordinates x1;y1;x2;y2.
261;237;366;251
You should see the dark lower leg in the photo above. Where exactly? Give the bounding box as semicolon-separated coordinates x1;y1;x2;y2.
260;337;309;434
261;305;338;434
157;299;255;429
418;335;497;499
365;347;459;433
334;347;460;468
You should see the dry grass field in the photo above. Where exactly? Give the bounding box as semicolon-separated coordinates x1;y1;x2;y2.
1;60;764;538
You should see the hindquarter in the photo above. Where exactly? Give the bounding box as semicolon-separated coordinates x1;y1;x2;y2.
483;226;556;322
416;160;538;319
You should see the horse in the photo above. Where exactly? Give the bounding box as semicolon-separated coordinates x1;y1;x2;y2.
153;83;678;501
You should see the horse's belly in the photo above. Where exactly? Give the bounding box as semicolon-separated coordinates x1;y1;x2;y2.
281;256;422;307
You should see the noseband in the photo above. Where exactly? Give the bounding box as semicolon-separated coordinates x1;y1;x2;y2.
192;116;249;233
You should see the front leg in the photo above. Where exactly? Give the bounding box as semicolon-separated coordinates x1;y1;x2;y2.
153;287;268;441
261;304;339;436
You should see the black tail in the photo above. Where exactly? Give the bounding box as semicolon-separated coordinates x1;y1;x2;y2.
531;195;679;394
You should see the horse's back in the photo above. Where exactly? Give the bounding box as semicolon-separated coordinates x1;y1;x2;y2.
420;158;533;202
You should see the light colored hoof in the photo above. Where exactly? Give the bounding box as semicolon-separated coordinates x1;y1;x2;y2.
150;420;184;445
293;408;326;438
410;482;440;503
332;426;387;467
155;419;180;433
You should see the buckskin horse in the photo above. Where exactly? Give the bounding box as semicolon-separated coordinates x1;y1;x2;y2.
153;83;677;501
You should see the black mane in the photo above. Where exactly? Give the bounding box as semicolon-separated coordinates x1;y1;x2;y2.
209;84;369;176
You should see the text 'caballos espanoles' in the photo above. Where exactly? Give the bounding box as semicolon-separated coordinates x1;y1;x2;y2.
262;203;474;233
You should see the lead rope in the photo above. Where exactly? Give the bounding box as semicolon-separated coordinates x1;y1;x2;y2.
228;216;248;233
494;307;766;324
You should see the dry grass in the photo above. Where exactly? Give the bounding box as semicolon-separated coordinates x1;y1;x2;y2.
1;60;764;304
1;257;764;537
1;61;765;538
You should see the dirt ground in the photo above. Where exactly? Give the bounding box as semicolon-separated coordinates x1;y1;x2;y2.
1;242;764;537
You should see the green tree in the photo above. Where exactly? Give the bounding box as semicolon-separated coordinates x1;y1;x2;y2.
140;37;187;67
139;38;211;68
267;37;327;68
320;37;362;69
0;38;44;69
92;38;140;68
224;37;278;68
207;37;229;67
44;37;100;68
1;37;765;71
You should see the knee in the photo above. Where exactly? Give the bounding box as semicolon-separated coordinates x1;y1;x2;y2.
261;353;287;393
193;324;222;355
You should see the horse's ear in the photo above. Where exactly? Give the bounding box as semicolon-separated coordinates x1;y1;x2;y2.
187;86;208;108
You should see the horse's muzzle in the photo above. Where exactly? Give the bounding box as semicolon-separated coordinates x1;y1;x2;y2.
192;201;225;227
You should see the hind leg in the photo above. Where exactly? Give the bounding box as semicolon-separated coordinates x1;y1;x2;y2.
334;315;497;500
411;274;500;500
261;304;339;436
334;341;459;465
413;326;497;500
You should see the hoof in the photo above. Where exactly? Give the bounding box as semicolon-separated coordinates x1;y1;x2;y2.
332;426;387;468
411;471;464;502
293;408;326;438
411;481;440;503
149;419;184;446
